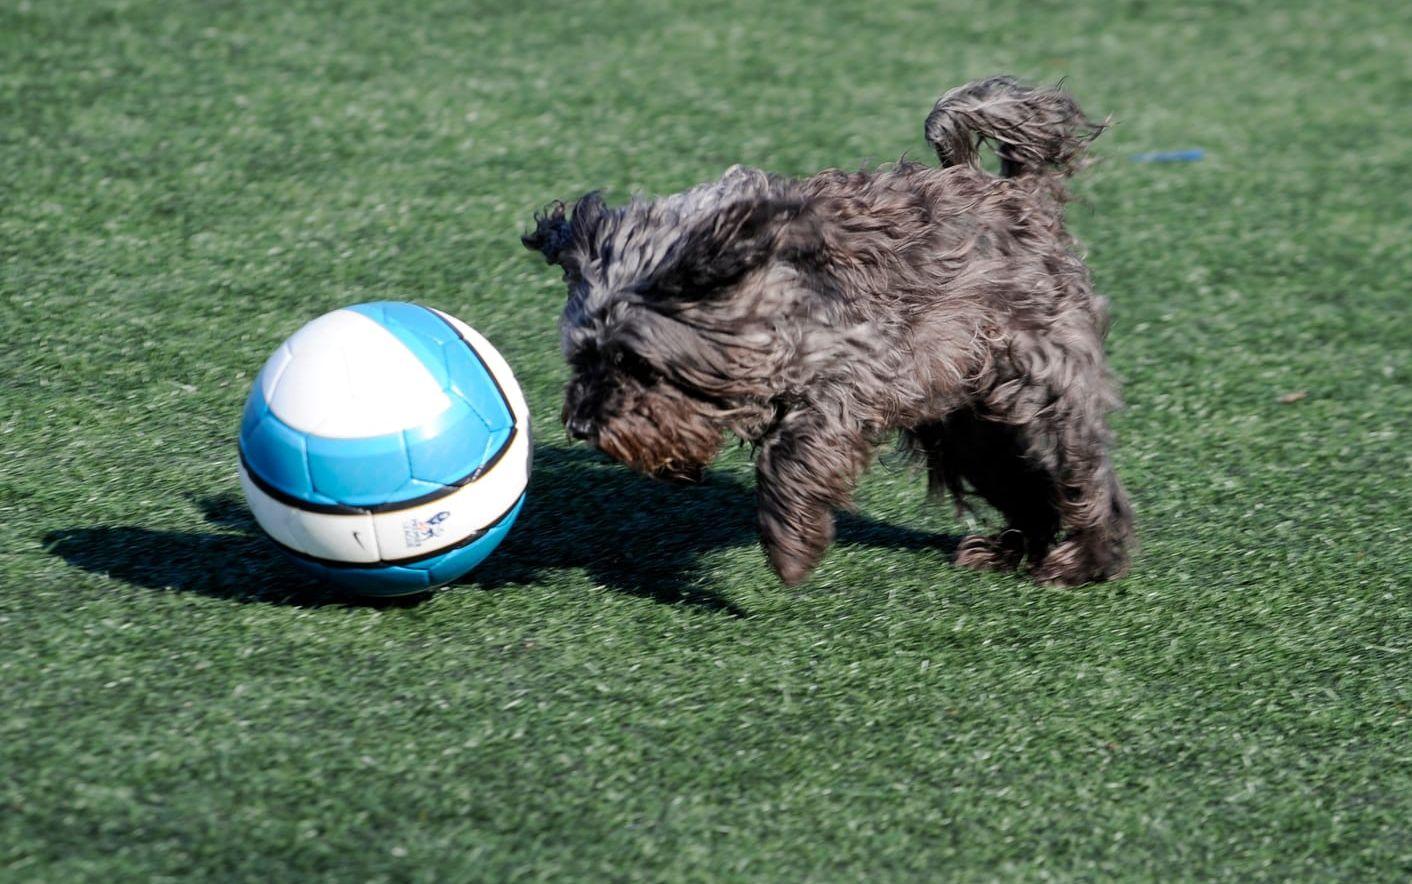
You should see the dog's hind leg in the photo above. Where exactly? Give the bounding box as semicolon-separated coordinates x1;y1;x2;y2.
980;327;1135;586
1025;409;1134;587
912;413;1061;574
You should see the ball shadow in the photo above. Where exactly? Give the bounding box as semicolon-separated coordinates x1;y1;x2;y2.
42;503;430;609
461;446;953;614
43;444;953;612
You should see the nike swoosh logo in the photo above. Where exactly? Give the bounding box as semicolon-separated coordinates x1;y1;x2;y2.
352;531;366;549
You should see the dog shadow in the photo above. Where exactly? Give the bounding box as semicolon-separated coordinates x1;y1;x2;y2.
43;445;952;613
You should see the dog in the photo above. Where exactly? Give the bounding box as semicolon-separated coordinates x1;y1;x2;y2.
523;76;1134;587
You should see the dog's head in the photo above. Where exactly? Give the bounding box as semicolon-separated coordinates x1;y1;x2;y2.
523;167;825;481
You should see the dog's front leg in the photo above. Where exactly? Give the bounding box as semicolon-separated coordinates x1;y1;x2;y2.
754;406;872;586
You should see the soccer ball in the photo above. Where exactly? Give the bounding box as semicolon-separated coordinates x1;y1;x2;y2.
237;302;531;595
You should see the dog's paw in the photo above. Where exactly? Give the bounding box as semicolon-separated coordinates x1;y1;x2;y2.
766;544;817;587
953;531;1026;572
1028;538;1129;587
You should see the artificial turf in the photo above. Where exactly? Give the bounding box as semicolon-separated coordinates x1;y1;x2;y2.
3;0;1410;879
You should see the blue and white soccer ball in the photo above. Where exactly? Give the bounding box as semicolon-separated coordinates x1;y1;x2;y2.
237;302;531;596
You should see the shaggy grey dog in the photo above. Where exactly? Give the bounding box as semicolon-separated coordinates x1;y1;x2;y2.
524;76;1134;587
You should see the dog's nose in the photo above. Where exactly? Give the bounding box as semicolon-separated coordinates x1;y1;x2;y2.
566;416;597;442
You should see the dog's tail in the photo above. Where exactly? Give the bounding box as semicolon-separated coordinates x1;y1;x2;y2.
924;76;1106;179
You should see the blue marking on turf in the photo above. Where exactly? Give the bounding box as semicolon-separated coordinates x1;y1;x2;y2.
1131;148;1205;163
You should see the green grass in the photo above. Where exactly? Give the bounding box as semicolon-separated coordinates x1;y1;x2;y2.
4;0;1410;879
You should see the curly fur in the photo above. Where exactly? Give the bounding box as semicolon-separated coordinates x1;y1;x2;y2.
525;76;1133;587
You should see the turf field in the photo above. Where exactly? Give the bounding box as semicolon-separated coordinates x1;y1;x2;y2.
4;0;1410;879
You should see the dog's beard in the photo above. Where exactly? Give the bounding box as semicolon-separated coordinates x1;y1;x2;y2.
565;373;724;484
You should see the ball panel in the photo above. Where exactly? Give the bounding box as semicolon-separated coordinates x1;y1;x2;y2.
371;301;460;347
247;403;510;511
266;345;350;436
240;410;315;501
344;302;451;389
240;421;527;566
240;382;270;442
256;342;294;409
239;461;381;561
280;494;525;595
240;462;304;553
390;477;447;500
442;337;514;432
403;399;494;487
369;421;530;561
433;310;531;425
421;495;525;584
274;308;451;438
477;425;514;474
283;554;433;596
306;430;412;507
286;502;380;563
329;565;432;595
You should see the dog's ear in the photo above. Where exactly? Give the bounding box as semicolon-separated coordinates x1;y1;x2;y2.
522;192;607;275
651;198;823;299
